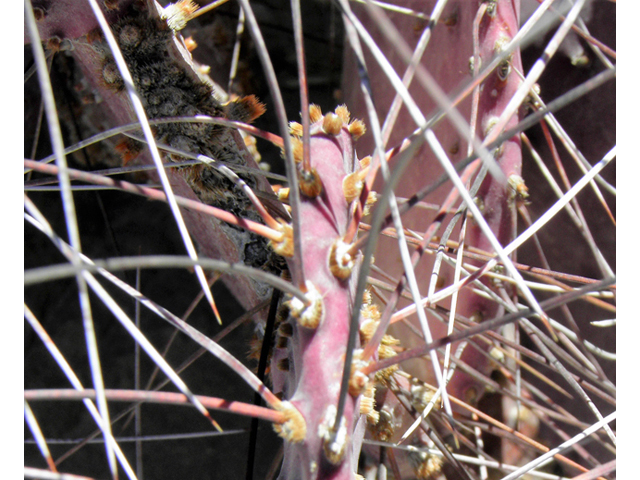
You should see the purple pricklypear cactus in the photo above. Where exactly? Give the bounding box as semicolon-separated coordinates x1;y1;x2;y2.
340;0;524;420
269;105;367;480
24;0;616;479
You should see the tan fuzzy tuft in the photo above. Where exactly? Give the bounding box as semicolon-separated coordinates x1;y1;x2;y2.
272;185;290;202
381;334;400;347
322;112;343;136
374;352;399;383
359;156;371;169
162;0;199;31
359;297;382;343
287;281;324;329
414;453;444;480
299;168;323;198
243;134;261;162
359;393;374;417
359;382;376;417
362;303;381;322
348;119;366;140
288;136;304;163
334;105;351;124
508;174;530;207
349;369;369;397
273;401;306;443
359;319;377;344
343;172;363;204
361;383;379;425
377;344;397;360
363;191;378;216
349;350;371;397
362;288;372;306
366;408;380;426
329;238;355;280
309;104;323;123
270;221;294;257
289;121;304;137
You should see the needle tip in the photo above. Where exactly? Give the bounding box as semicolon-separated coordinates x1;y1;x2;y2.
211;298;222;325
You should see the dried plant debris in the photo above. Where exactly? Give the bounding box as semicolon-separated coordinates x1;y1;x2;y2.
87;0;282;271
96;2;261;205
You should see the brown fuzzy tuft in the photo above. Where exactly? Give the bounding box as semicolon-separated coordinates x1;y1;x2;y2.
115;138;143;165
101;60;124;91
224;95;266;123
86;27;103;44
277;357;290;371
309;104;323;123
183;36;198;52
104;0;120;10
33;7;46;21
46;36;62;52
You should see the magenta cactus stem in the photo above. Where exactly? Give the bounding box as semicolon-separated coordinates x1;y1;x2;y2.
340;0;514;414
467;0;523;256
451;0;525;404
272;108;365;480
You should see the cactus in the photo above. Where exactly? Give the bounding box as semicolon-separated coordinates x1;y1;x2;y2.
25;1;615;480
